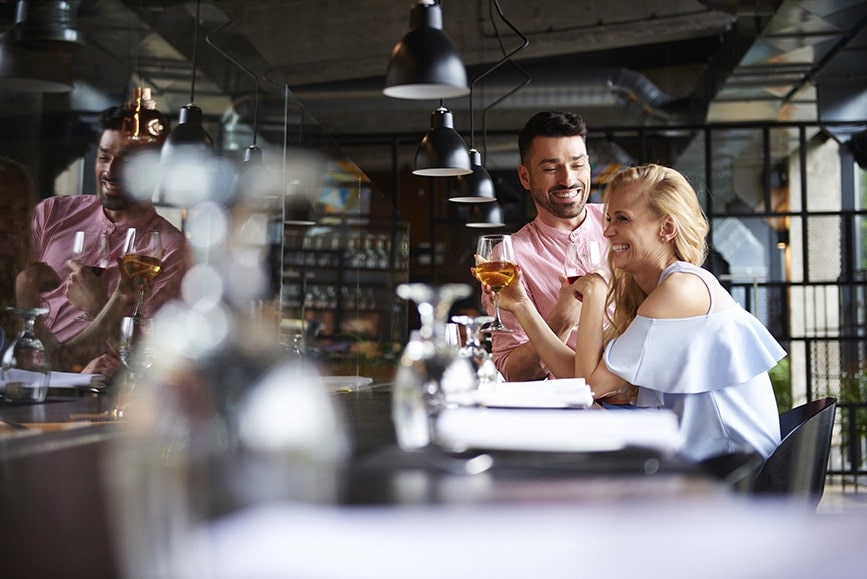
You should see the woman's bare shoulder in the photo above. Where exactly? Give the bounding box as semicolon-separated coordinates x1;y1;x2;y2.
638;271;710;319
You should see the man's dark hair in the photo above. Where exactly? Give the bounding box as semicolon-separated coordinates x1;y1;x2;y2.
517;111;587;164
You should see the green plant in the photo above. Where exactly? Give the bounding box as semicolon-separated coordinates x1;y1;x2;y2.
768;358;792;413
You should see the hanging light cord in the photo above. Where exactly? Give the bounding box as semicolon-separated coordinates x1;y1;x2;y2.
189;0;201;104
205;21;261;147
470;0;530;161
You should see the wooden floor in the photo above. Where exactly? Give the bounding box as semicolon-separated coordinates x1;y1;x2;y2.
817;477;867;514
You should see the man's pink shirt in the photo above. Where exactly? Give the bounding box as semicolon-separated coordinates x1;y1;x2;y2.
30;195;190;344
482;203;607;380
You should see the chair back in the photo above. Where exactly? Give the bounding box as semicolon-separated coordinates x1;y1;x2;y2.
753;396;837;509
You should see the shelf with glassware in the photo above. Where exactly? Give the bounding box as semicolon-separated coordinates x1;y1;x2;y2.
280;219;410;376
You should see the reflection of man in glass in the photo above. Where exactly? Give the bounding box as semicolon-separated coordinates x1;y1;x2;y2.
16;101;191;374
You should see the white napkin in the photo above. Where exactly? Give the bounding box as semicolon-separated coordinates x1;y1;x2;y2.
436;406;683;454
450;378;593;409
46;371;105;388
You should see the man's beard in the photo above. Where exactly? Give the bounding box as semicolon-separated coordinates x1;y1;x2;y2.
532;189;587;219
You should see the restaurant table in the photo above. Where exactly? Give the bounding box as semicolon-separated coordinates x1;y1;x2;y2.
3;384;866;579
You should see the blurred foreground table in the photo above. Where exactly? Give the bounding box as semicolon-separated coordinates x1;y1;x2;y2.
0;383;827;579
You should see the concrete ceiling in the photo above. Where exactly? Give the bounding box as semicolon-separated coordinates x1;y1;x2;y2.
1;0;866;180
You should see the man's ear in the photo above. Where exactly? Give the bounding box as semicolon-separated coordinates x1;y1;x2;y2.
517;164;530;190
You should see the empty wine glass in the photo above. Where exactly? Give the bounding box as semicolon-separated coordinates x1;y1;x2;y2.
1;307;50;403
392;283;474;451
450;314;498;387
475;234;517;333
112;315;155;419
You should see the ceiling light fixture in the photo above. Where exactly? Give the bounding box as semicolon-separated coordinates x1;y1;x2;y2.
160;0;214;163
282;84;316;226
413;103;471;177
0;0;83;93
206;22;277;205
451;0;529;204
384;0;469;100
465;201;505;229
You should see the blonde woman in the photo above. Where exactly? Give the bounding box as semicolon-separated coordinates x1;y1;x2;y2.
495;164;784;462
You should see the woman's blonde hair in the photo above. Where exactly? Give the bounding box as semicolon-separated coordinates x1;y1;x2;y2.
602;164;709;340
0;157;38;338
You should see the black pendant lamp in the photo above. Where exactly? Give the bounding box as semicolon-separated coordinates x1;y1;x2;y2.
450;148;496;203
384;0;469;100
413;105;471;177
160;0;214;164
465;201;504;229
0;0;84;93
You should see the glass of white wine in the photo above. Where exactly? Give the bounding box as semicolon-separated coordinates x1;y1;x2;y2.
121;228;163;322
474;234;517;333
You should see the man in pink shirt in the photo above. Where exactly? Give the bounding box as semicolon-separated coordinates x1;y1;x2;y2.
482;111;607;381
17;104;191;374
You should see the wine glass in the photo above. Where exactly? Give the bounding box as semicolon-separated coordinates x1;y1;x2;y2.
392;283;474;451
112;315;155;419
450;314;498;387
475;234;517;333
565;239;606;284
73;232;111;321
1;307;51;403
122;229;163;321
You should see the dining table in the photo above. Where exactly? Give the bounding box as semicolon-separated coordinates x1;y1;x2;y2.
2;381;866;579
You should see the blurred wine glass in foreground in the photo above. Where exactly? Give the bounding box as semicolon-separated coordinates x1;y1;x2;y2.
1;307;50;403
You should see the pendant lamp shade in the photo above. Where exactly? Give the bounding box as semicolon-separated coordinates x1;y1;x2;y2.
160;103;214;162
384;0;469;100
413;106;471;177
450;148;496;202
466;201;504;229
0;38;72;92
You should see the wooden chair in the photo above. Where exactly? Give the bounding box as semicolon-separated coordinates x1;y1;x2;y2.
752;396;838;510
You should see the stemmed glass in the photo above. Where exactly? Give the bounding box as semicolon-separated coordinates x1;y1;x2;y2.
73;231;110;321
121;229;163;321
450;314;498;387
112;315;155;419
392;283;474;451
474;234;517;333
565;239;606;284
1;307;51;403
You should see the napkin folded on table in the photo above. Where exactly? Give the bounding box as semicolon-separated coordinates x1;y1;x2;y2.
449;378;594;409
436;405;684;455
0;371;106;392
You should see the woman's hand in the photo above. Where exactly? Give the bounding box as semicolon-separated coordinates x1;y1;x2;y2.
572;271;608;302
15;262;61;308
65;260;108;317
483;264;531;314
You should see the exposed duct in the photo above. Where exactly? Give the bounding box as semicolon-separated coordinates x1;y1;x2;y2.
256;65;701;133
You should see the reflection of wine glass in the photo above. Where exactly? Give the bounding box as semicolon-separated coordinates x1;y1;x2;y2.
73;232;111;321
113;315;154;419
475;234;517;333
122;229;163;321
1;307;50;403
565;239;605;284
450;314;498;387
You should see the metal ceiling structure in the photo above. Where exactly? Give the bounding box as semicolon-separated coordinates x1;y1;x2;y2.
0;0;865;187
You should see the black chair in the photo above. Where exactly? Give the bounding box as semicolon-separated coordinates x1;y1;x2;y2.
752;396;838;510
